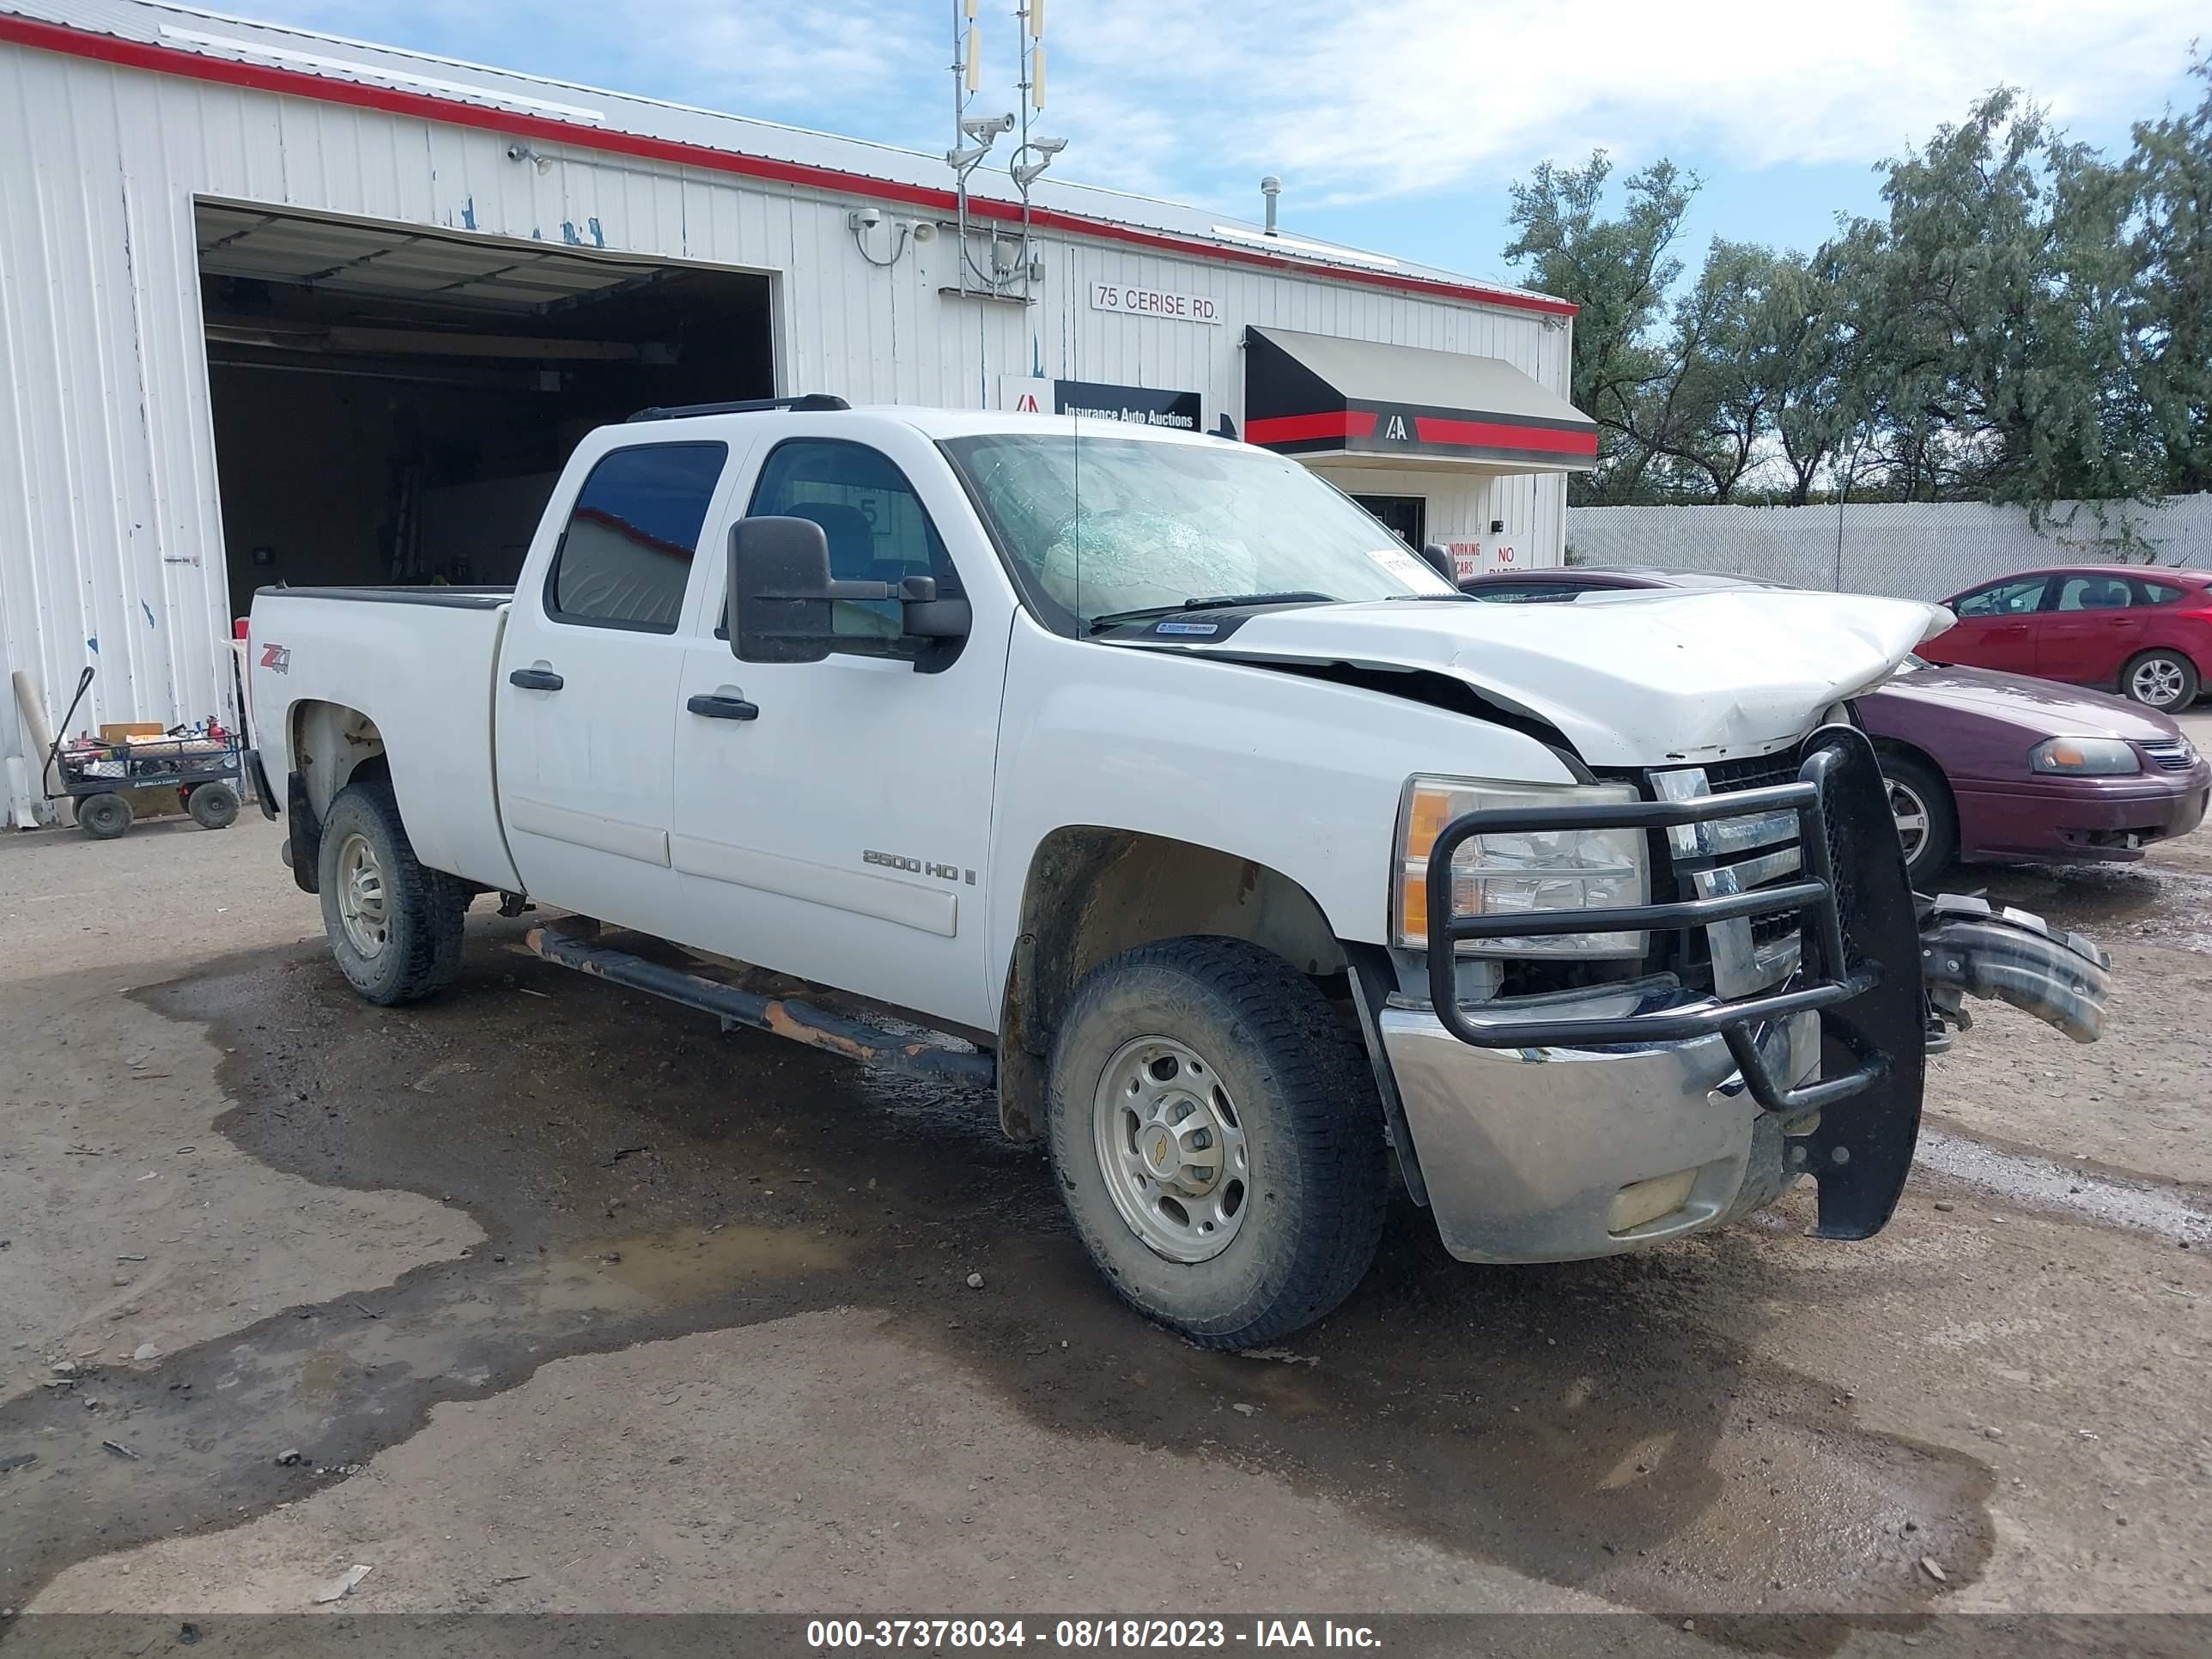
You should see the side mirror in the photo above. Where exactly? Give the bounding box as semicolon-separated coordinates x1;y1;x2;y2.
726;516;972;665
727;515;836;663
1420;543;1458;586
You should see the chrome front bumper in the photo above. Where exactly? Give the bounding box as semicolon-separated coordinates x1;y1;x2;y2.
1381;988;1822;1263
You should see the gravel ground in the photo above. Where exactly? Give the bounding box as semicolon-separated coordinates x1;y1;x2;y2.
2;715;2206;1653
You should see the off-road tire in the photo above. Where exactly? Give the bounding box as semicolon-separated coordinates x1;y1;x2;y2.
187;780;240;830
317;777;469;1005
78;793;132;840
1880;752;1957;887
1046;936;1389;1348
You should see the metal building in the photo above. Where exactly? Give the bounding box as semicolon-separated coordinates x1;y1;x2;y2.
0;0;1591;824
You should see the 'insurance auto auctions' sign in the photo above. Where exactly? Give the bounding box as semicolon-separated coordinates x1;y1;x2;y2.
1000;375;1202;431
1089;282;1222;325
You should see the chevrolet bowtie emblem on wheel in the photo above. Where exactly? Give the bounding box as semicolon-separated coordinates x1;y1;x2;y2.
1154;1134;1171;1165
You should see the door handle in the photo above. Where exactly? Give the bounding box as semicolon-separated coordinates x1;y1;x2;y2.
508;667;564;691
687;692;759;722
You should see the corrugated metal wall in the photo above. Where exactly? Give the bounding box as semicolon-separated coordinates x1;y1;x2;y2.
0;35;1569;819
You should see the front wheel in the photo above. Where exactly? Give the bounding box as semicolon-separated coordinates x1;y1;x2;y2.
316;777;469;1005
1046;937;1389;1349
1881;754;1957;887
2122;649;2199;711
78;793;133;840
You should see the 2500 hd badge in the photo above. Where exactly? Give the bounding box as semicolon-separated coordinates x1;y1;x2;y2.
865;848;975;884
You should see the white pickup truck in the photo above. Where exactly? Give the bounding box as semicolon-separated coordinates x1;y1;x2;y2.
247;398;2111;1346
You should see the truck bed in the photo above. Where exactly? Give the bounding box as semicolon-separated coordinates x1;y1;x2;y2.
248;586;520;893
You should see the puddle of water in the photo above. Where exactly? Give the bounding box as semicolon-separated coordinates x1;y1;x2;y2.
297;1347;352;1398
538;1224;852;1313
1978;861;2212;956
1917;1128;2212;1244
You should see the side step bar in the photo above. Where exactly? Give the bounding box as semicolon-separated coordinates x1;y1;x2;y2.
524;921;997;1086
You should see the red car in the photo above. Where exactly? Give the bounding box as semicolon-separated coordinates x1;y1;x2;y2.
1461;567;2211;884
1922;565;2212;712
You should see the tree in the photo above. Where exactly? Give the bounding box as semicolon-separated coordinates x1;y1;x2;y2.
2128;54;2212;494
1624;240;1803;502
1842;88;2150;514
1503;152;1699;503
1762;241;1868;505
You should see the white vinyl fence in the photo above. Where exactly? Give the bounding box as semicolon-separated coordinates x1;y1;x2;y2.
1564;495;2212;602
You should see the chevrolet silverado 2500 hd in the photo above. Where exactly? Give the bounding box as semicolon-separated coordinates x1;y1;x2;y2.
247;399;2111;1346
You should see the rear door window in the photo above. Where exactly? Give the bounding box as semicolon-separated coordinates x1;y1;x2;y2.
2054;575;2136;612
1952;577;2051;617
546;443;729;633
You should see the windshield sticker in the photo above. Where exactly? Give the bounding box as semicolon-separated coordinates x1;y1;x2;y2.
1364;545;1455;594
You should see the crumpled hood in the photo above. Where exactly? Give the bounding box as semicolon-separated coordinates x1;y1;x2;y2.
1197;589;1954;767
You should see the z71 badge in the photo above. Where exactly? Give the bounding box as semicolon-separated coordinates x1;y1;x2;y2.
258;643;291;674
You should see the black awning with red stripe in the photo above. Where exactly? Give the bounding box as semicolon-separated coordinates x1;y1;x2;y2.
1243;325;1597;470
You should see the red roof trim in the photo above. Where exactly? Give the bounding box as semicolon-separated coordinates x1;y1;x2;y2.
1244;410;1378;445
1414;416;1598;457
0;14;1576;319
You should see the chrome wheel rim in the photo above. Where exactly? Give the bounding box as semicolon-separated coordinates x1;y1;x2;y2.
1887;777;1930;865
336;832;389;958
2130;658;2186;708
1092;1036;1249;1264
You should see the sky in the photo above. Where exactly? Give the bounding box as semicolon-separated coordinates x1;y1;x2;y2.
210;0;2204;288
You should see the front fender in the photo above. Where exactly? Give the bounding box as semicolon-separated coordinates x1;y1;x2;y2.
1919;893;2112;1044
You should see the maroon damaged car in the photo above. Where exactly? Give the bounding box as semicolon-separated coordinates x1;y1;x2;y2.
1461;567;2211;884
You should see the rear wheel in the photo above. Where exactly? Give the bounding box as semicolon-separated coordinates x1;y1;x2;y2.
2122;649;2199;711
316;777;470;1005
78;793;133;841
1046;937;1389;1349
187;781;240;830
1881;754;1957;888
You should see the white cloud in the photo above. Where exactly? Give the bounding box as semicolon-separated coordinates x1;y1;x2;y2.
207;0;2204;209
1044;0;2204;203
246;0;937;118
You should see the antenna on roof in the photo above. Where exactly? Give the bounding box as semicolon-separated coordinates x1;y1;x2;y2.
945;0;1067;303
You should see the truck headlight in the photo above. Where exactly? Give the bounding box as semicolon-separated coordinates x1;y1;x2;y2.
2029;737;2140;775
1394;776;1650;958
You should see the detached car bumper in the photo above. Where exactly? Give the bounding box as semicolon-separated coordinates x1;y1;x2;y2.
1381;992;1820;1263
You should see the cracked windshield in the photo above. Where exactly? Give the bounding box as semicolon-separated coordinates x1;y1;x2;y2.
943;429;1455;629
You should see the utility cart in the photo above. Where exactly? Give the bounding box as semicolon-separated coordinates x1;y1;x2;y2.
45;666;252;840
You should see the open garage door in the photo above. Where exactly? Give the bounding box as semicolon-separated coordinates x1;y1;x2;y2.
195;201;775;605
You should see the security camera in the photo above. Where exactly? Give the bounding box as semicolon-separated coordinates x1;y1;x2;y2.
960;112;1015;141
849;207;883;231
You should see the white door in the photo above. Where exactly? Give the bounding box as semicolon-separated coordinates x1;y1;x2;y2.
668;428;1008;1030
495;436;737;938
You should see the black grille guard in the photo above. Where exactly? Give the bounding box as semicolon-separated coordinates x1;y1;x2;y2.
1425;744;1880;1117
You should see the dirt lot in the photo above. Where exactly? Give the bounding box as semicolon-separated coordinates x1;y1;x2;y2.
2;715;2207;1654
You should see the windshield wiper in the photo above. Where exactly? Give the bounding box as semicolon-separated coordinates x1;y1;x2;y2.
1087;591;1336;635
